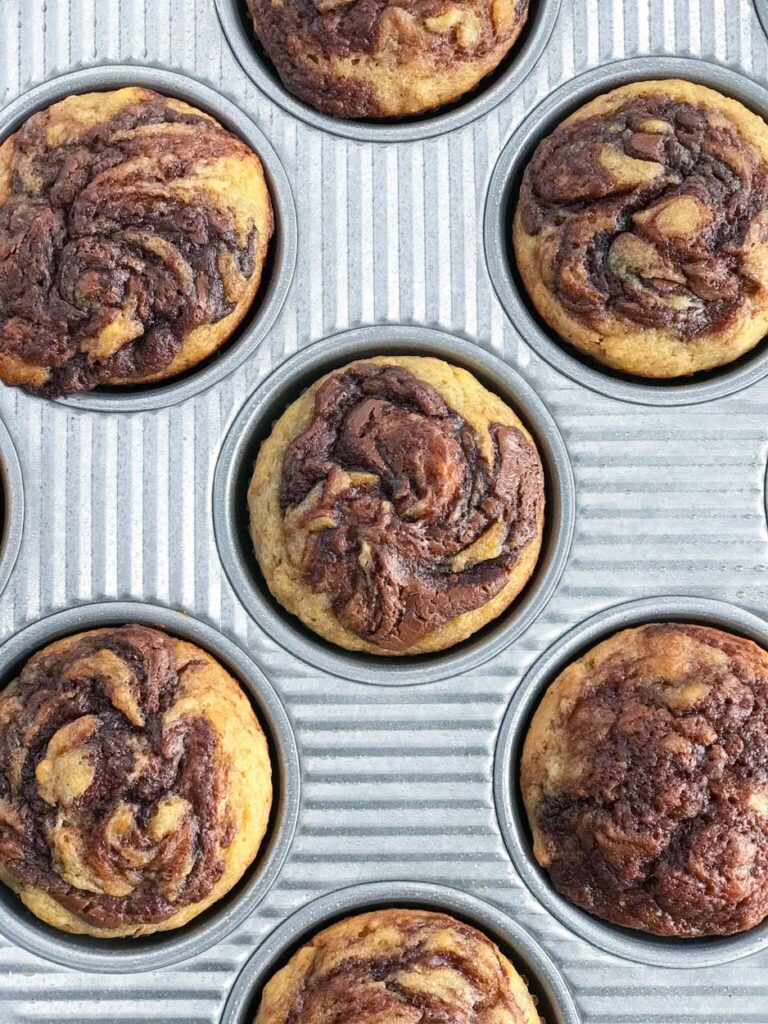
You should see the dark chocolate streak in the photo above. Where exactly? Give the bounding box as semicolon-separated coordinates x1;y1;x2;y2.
0;92;258;396
246;0;529;119
272;911;529;1024
279;363;543;650
518;93;768;339
535;624;768;937
0;626;233;929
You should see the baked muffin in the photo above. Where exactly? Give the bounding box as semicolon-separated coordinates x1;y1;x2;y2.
254;908;542;1023
521;623;768;938
514;80;768;378
0;87;273;397
0;624;272;938
248;356;545;656
245;0;530;120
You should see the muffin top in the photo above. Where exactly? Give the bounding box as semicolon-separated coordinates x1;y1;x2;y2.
522;623;768;937
249;356;545;655
0;625;272;937
514;80;768;378
246;0;529;119
255;908;541;1024
0;87;273;397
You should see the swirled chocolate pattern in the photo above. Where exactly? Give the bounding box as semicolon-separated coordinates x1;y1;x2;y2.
255;908;542;1024
246;0;529;119
522;623;768;937
0;87;273;397
514;80;768;378
0;625;272;937
249;357;545;655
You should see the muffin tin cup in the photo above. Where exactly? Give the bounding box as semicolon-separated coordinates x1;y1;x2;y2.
213;0;562;143
0;64;297;413
755;0;768;42
0;414;24;600
0;601;300;973
484;55;768;407
212;324;576;686
493;595;768;968
220;881;582;1024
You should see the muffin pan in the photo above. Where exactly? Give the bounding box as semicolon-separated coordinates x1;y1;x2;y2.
213;325;574;685
3;0;768;1022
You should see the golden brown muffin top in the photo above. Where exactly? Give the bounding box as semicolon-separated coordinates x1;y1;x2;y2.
0;626;238;930
255;907;541;1024
277;361;544;651
517;84;768;343
0;88;267;397
522;623;768;938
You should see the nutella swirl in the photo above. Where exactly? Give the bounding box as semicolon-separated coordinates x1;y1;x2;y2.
517;91;768;340
522;624;768;938
255;909;539;1024
278;362;544;651
0;89;270;396
0;626;233;930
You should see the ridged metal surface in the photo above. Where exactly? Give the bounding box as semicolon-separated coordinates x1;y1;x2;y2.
1;0;768;1021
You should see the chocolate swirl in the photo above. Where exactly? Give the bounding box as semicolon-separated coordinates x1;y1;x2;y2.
0;626;235;931
255;909;540;1024
246;0;529;118
522;624;768;938
0;88;272;396
517;88;768;341
278;362;543;651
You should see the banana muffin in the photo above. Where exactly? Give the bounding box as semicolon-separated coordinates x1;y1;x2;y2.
254;908;542;1023
246;0;530;119
0;88;273;397
0;625;272;937
514;80;768;378
248;355;545;655
522;622;768;937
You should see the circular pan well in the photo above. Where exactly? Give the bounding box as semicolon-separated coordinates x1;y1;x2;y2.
221;881;581;1024
213;324;575;686
0;602;300;973
484;56;768;407
494;595;768;968
214;0;562;143
0;64;297;413
0;415;24;600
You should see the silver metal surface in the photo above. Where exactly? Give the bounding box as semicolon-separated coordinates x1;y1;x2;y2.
0;0;767;1021
0;415;23;602
485;55;768;407
494;595;768;969
0;602;300;974
221;882;581;1024
213;325;575;685
214;0;563;142
0;65;298;414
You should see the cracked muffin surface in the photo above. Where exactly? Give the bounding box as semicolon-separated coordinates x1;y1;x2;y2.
0;625;272;938
248;355;545;656
514;80;768;378
254;907;542;1024
0;87;273;397
521;623;768;937
245;0;529;120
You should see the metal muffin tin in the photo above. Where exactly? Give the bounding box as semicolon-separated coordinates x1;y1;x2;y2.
0;415;23;602
0;602;300;974
214;0;563;143
484;54;768;407
494;595;768;969
213;324;575;686
3;0;768;1021
0;64;298;414
221;882;581;1024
